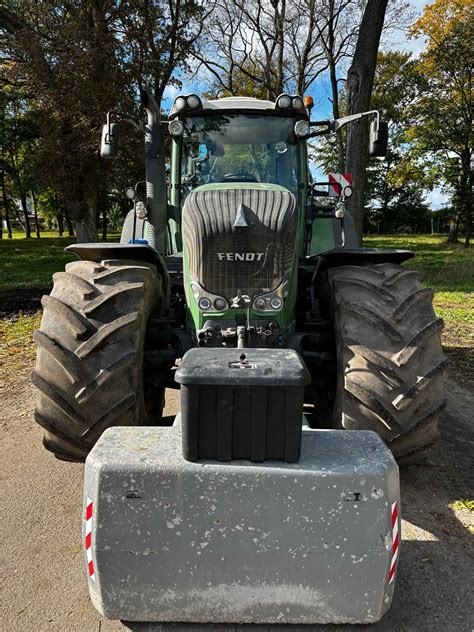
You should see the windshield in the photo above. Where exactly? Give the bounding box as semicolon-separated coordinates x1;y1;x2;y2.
180;114;300;197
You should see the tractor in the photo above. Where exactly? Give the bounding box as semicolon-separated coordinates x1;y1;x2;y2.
32;90;445;623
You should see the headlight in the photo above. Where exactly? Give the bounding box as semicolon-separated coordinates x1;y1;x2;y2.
270;297;283;310
276;94;291;109
168;120;184;137
294;119;310;137
198;297;211;311
213;297;227;311
254;297;267;310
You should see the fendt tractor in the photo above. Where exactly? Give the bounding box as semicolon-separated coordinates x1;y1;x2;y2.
32;90;445;624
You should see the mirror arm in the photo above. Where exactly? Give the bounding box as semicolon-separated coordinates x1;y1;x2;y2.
306;120;334;139
304;110;381;140
106;110;144;133
333;110;379;131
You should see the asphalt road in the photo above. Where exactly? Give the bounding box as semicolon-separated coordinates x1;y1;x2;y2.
1;374;473;632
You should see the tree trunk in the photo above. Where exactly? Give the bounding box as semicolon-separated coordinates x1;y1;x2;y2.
19;191;31;237
75;217;97;242
326;2;344;172
74;165;98;243
57;212;64;236
31;190;41;237
1;167;13;238
344;0;388;244
75;196;98;242
101;198;107;241
52;194;63;236
64;205;75;237
10;150;31;237
446;214;459;243
461;149;471;247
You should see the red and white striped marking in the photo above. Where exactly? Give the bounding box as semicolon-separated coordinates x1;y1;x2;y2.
388;501;399;584
329;173;353;197
85;497;95;581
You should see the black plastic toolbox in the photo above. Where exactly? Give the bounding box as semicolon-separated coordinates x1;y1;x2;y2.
174;348;310;463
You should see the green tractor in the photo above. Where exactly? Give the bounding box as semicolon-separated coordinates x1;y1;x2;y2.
33;90;445;464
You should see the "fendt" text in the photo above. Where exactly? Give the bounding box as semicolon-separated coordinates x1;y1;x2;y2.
217;252;264;261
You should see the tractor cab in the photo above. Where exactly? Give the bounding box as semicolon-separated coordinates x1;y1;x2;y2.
168;96;307;206
165;95;315;341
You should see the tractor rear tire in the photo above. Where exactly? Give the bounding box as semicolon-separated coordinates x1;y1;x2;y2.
321;263;446;464
33;259;163;461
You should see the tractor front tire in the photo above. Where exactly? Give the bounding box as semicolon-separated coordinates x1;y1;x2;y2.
33;259;162;461
323;263;446;464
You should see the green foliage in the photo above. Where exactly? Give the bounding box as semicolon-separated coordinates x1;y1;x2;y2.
405;0;473;242
1;1;204;238
363;51;433;233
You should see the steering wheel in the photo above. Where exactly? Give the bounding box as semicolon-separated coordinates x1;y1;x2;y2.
221;171;258;182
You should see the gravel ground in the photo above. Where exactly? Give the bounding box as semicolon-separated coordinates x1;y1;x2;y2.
0;372;473;632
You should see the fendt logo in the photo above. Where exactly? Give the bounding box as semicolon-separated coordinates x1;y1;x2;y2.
217;252;264;262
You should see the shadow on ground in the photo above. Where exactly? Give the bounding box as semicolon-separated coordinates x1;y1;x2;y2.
0;287;50;316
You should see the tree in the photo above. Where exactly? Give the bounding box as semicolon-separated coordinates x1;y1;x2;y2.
0;1;204;242
344;0;388;243
407;0;473;246
364;51;432;232
1;2;125;241
194;0;338;99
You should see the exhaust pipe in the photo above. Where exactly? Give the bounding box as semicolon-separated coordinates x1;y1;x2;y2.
140;89;168;253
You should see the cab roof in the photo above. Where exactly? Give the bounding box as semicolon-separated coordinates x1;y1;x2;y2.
169;94;309;119
204;97;276;111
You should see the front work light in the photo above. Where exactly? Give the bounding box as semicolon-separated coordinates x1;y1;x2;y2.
187;94;201;109
174;96;186;111
276;94;291;109
276;93;306;112
294;120;311;137
169;120;184;137
292;96;304;110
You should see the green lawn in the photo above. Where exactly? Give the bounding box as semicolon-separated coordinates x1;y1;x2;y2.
0;231;119;290
1;232;472;382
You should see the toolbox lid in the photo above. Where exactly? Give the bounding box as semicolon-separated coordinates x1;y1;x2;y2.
175;348;311;386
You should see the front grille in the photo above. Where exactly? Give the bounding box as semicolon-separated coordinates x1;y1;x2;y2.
182;188;297;300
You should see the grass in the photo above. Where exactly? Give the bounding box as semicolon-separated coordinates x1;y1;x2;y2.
0;233;76;290
449;500;474;513
0;312;42;391
0;230;120;290
1;233;472;383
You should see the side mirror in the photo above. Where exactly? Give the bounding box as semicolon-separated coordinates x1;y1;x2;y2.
369;120;388;157
100;122;119;158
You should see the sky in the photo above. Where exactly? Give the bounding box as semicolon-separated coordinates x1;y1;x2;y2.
163;1;448;209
